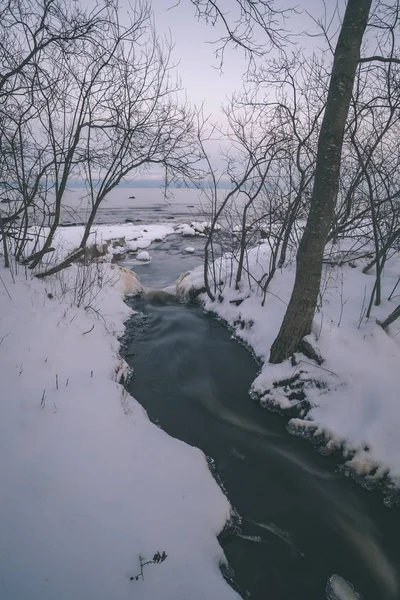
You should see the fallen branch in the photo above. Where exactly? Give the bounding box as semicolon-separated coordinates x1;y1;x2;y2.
34;248;85;278
21;247;55;264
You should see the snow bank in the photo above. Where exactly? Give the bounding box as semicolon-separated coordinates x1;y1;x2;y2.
176;241;400;497
0;262;238;600
26;222;174;266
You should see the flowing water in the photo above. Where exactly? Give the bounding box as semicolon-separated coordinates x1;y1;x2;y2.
120;234;400;600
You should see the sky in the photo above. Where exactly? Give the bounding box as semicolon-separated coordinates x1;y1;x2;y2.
151;0;249;119
149;0;339;120
108;0;345;184
131;0;335;181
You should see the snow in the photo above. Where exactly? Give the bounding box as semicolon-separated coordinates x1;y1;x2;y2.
0;255;238;599
25;223;174;266
326;574;361;599
136;250;151;262
176;241;400;493
176;223;197;236
175;221;221;237
190;221;222;234
185;247;195;253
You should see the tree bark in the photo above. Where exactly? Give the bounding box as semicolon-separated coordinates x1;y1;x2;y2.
379;304;400;330
269;0;372;364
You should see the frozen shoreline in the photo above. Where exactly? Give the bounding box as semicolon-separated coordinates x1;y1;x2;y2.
176;239;400;504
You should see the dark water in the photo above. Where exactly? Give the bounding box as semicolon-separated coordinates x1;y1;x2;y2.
120;234;205;289
117;226;400;600
122;296;400;600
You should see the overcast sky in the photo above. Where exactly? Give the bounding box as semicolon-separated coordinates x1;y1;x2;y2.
113;0;346;182
149;0;341;120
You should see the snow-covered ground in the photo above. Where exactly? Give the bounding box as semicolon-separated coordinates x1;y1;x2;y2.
26;221;215;268
177;240;400;501
0;229;239;599
27;222;175;265
3;215;399;599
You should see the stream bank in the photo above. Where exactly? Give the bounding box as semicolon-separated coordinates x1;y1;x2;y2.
119;231;400;599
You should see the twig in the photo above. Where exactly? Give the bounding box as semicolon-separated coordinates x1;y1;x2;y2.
388;275;400;301
358;285;367;329
0;274;12;300
297;360;338;377
0;332;10;347
82;324;95;335
130;551;167;582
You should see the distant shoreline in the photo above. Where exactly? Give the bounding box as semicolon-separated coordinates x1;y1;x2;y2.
66;179;233;190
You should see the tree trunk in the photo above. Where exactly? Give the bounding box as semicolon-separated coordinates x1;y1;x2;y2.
0;215;10;268
379;304;400;330
269;0;372;364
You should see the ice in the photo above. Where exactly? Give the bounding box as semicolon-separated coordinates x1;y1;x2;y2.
326;575;361;599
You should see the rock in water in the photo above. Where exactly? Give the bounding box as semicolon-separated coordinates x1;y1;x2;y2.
185;247;195;253
326;575;362;600
136;251;151;262
145;290;177;306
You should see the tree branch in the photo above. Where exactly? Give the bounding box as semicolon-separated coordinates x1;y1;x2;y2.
359;55;400;64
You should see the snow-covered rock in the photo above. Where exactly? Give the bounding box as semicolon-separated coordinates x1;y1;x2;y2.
185;247;195;253
176;222;221;237
326;574;362;600
136;250;151;262
177;224;196;236
190;221;221;234
117;266;142;295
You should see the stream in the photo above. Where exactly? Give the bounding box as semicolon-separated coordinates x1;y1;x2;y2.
120;233;400;600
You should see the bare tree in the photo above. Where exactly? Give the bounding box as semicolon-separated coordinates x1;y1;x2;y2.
191;0;400;364
0;0;200;273
269;0;372;363
187;0;292;59
0;0;117;267
0;0;109;97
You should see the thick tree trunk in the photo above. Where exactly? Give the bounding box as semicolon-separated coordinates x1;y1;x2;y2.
269;0;372;364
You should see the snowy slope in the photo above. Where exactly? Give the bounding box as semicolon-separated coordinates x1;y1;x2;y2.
177;241;400;499
0;261;238;600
